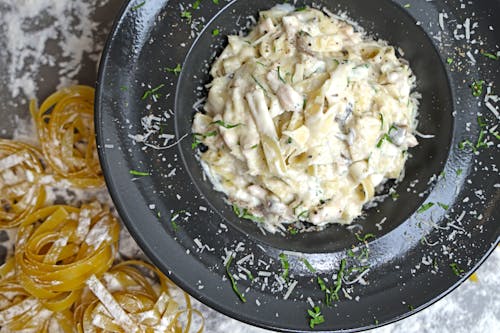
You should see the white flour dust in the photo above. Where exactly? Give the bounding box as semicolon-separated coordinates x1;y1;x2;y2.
0;0;109;99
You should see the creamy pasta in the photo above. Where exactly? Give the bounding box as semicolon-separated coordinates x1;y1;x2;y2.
192;5;419;233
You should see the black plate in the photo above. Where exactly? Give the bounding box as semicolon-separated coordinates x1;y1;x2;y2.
95;0;500;331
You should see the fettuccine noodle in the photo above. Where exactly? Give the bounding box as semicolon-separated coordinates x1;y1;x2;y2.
0;140;48;229
15;202;120;312
75;261;204;333
30;85;104;188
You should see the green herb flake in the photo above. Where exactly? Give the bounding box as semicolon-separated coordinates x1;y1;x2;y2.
232;204;264;223
450;262;465;276
120;86;128;91
296;6;308;12
417;202;435;213
471;80;485;97
141;84;165;100
165;63;182;75
355;233;375;243
379;113;384;129
212;0;219;4
481;50;499;60
408;304;415;311
375;319;380;325
131;1;146;11
459;139;476;152
301;258;316;273
456;168;463;176
391;192;400;200
476;130;488;149
181;10;192;23
376;133;393;148
477;116;487;128
129;170;150;177
404;3;411;8
251;74;268;93
212;28;220;36
193;0;202;9
303;99;307;110
226;254;247;302
211;120;241;129
279;253;290;280
277;66;286;84
308;306;325;329
437;202;449;210
446;57;454;65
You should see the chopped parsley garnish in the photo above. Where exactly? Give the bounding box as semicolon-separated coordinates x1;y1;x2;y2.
481;51;499;60
251;74;267;93
211;120;241;129
131;1;146;11
212;0;219;4
277;66;286;84
193;0;202;9
288;226;299;235
301;258;316;273
170;210;186;232
318;259;347;306
446;57;454;65
212;28;220;36
476;130;488;149
279;253;290;281
192;132;217;150
251;144;259;149
287;137;293;144
141;84;165;100
376;133;393;148
297;210;309;220
165;64;182;75
379;113;384;129
437;202;449;210
181;10;192;23
417;202;434;213
308;306;325;329
355;233;375;242
303;99;307;110
456;168;463;176
477;116;487;128
404;3;411;8
232;204;264;223
408;304;415;311
450;262;465;276
471;80;485;97
129;170;150;176
296;6;308;12
255;61;267;67
375;319;380;325
226;254;247;302
120;86;128;91
391;192;400;199
459;139;476;152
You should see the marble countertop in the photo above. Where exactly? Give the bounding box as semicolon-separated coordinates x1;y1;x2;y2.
0;1;497;332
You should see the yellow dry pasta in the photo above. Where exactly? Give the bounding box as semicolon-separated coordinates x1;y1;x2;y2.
0;140;48;229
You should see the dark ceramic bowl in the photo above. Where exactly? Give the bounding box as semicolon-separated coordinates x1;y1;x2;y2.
95;0;500;331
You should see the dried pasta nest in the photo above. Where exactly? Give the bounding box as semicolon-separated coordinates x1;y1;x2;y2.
30;85;104;188
0;140;48;229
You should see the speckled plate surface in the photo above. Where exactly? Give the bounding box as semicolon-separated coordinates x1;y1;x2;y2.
95;0;500;331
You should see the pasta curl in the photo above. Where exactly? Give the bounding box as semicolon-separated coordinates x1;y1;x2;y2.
0;140;48;229
75;261;204;333
15;203;120;311
30;85;103;188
